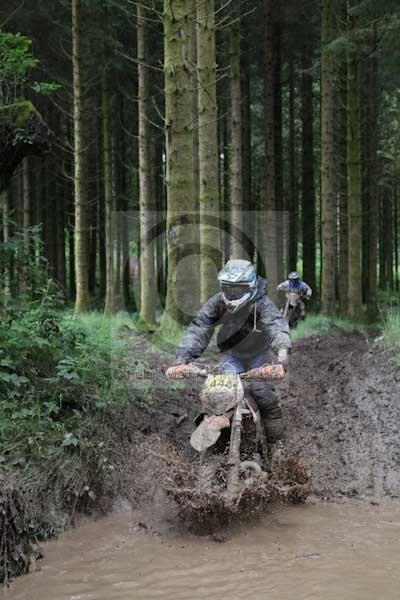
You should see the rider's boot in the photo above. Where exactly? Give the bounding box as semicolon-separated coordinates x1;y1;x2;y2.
251;380;286;463
264;418;286;466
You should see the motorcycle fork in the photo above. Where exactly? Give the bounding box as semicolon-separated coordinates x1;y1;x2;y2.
226;403;243;505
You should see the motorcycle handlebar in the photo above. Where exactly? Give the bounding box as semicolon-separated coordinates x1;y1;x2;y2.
179;363;285;382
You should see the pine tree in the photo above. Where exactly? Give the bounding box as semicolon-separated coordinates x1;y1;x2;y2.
320;0;337;314
72;0;90;312
229;0;243;260
346;3;363;319
138;1;157;327
161;0;197;335
301;37;316;293
102;70;114;315
197;0;220;301
264;0;279;304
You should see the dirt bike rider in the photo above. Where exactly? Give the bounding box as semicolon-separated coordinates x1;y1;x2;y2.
166;259;291;445
277;272;312;320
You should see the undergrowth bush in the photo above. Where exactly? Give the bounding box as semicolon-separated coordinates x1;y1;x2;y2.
0;297;174;582
0;304;164;460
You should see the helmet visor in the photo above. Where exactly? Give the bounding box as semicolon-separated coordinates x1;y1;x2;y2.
221;284;249;301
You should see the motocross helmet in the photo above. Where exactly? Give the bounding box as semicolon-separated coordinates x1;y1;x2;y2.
218;259;257;313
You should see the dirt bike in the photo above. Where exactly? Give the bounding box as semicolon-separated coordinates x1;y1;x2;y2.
281;291;304;328
179;363;285;509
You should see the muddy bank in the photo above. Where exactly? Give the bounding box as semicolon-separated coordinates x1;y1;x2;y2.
282;331;400;500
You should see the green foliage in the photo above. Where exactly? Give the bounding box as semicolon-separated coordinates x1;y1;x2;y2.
0;30;60;105
379;308;400;355
0;302;166;464
31;81;61;95
0;223;61;308
291;314;360;340
0;31;38;86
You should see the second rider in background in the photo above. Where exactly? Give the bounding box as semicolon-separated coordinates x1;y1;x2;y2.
277;272;312;321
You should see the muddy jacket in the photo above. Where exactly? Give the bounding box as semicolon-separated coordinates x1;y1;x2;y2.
176;278;291;364
277;279;312;298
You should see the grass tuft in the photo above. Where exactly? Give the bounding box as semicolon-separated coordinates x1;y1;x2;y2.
291;314;359;340
379;308;400;353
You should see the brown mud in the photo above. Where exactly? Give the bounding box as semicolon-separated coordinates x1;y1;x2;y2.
282;331;400;500
121;329;400;532
5;500;400;600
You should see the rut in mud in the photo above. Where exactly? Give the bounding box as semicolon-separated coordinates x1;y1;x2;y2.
133;329;400;511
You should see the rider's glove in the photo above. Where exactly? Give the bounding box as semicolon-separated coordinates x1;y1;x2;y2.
165;364;190;379
277;348;289;372
245;364;285;381
165;363;202;380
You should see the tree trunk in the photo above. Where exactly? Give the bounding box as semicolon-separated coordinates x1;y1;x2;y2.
394;185;399;291
155;135;166;306
190;0;200;212
88;113;98;296
197;0;220;301
118;93;132;311
222;109;230;263
72;0;90;312
47;164;58;280
264;0;278;304
337;63;348;314
68;212;76;300
189;0;201;306
138;1;157;327
229;0;243;259
320;0;337;314
58;119;68;292
1;190;10;295
102;71;114;315
22;157;31;292
385;194;394;289
288;50;297;272
241;52;253;260
56;180;66;292
161;0;197;335
301;39;316;292
365;30;378;316
97;117;106;300
274;18;284;283
346;8;363;319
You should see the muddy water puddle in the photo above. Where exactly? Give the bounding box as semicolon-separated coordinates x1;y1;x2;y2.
4;500;400;600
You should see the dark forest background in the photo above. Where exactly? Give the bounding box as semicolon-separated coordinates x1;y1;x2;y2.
1;0;400;327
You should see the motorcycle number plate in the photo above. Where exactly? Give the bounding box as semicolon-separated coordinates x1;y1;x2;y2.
190;415;230;452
